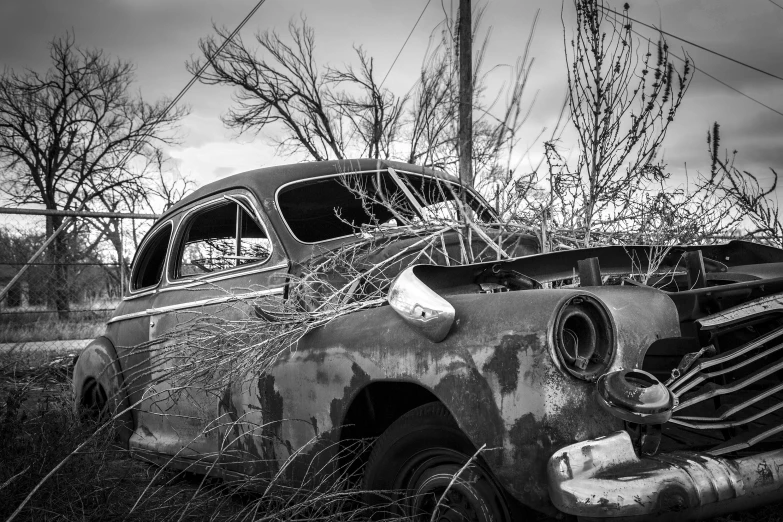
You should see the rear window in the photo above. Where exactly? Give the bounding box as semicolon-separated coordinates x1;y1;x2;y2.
277;170;493;243
132;224;172;290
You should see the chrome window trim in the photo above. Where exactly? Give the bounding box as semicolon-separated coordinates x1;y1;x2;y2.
165;191;279;287
157;261;289;293
128;220;175;296
123;288;158;301
108;286;286;324
273;168;497;245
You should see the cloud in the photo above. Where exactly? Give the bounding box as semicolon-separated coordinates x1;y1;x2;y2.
167;141;281;187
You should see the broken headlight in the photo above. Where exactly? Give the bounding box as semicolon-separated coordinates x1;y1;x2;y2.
553;295;614;381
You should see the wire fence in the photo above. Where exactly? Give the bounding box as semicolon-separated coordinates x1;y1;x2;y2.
0;208;158;352
0;205;778;353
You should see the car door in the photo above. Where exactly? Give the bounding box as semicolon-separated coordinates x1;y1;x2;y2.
107;221;173;435
129;191;289;469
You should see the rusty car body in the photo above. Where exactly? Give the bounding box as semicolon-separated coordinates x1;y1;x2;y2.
74;159;783;520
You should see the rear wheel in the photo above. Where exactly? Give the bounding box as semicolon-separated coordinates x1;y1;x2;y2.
79;379;108;424
363;402;510;521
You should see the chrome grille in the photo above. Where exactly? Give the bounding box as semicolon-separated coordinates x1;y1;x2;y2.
666;325;783;456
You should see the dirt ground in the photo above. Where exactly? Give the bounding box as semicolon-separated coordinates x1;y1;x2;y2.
1;346;781;521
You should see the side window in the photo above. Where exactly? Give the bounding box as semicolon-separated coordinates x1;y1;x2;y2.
132;224;172;290
176;201;271;278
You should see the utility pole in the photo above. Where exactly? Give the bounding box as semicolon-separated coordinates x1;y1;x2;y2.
458;0;473;188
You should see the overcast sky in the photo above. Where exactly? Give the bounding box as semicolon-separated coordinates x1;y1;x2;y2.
2;0;782;195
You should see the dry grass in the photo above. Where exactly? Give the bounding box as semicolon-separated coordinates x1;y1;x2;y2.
2;327;783;521
0;313;107;343
0;348;245;521
0;349;400;521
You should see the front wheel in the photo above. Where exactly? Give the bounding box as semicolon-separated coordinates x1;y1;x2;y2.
363;402;510;522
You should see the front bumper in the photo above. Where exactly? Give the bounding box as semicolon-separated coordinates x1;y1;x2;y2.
548;431;783;521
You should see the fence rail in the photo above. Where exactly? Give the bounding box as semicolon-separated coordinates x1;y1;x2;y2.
0;207;158;351
0;208;160;219
1;206;779;353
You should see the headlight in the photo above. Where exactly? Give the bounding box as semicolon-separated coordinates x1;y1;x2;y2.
554;295;614;381
388;266;455;343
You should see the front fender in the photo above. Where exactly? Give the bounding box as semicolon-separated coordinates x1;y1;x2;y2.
232;285;679;512
72;336;133;445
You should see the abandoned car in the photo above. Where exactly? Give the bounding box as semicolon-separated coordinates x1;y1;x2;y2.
74;159;783;520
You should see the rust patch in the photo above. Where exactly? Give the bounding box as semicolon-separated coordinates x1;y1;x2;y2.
555;452;573;480
433;370;505;466
415;349;430;374
329;362;371;430
598;497;620;511
315;369;330;385
507;391;616;510
581;444;594;472
756;460;774;486
219;386;238;420
258;374;284;425
255;374;285;463
482;334;534;395
656;485;689;512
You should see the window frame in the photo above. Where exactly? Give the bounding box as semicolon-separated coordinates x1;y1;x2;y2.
128;221;174;295
274;168;498;245
167;192;276;284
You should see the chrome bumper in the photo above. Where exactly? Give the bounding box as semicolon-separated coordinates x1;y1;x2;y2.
548;431;783;520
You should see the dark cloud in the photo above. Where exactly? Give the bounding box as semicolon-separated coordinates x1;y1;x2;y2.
1;0;780;197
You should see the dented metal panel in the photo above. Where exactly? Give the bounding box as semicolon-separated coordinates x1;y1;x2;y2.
217;284;680;512
548;430;783;520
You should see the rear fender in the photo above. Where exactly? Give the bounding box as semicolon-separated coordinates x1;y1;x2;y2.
72;336;133;445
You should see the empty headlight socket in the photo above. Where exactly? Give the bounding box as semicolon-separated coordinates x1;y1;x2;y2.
553;294;615;381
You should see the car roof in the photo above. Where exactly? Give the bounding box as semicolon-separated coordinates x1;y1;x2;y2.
159;158;459;222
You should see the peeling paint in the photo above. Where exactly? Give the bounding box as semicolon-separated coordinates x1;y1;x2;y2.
481;334;533;395
756;460;774;486
329;362;371;431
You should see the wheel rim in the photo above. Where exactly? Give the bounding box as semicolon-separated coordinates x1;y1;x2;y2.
395;448;506;522
81;380;108;423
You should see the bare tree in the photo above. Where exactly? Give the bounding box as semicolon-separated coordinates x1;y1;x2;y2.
327;48;407;159
191;18;348;161
549;0;692;246
702;122;782;246
190;5;536;190
0;32;187;314
86;150;195;292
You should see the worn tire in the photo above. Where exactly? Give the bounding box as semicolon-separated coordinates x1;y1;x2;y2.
363;401;510;521
79;378;109;424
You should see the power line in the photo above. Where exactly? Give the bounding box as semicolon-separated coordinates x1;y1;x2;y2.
160;0;269;122
599;7;783;119
381;0;433;87
627;27;783;119
111;0;269;176
683;58;783;118
769;0;783;11
597;4;783;83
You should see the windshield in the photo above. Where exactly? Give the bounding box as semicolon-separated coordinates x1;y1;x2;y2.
277;169;494;243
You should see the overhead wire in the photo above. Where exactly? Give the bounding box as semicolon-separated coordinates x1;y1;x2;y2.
622;23;783;118
769;0;783;11
598;7;783;119
597;4;783;83
111;0;269;176
380;0;433;87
